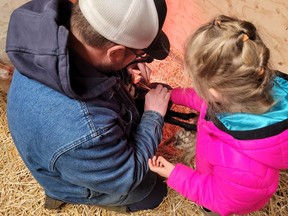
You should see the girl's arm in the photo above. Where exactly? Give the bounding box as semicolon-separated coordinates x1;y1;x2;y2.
171;87;204;112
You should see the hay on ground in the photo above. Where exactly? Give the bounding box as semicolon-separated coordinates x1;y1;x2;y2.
1;49;287;216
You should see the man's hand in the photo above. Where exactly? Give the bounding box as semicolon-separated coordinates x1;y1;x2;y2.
144;84;171;117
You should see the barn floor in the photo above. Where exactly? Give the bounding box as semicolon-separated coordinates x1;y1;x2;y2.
1;49;288;216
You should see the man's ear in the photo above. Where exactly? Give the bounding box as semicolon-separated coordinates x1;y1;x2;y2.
107;45;127;64
209;88;221;101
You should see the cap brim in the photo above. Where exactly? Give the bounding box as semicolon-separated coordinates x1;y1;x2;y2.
142;31;170;60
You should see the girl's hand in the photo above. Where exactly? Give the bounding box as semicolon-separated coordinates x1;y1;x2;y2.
148;156;175;178
144;84;171;117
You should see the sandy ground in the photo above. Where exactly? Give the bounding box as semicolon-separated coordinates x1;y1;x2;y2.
1;0;287;72
164;0;288;73
0;0;29;66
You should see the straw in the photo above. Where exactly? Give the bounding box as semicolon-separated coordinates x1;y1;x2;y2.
1;49;287;216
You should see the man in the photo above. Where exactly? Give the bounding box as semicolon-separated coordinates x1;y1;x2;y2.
6;0;171;213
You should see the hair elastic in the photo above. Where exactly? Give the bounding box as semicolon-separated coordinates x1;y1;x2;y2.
258;67;265;75
243;34;249;42
215;20;221;26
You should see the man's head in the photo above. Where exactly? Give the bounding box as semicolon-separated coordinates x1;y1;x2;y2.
70;0;170;70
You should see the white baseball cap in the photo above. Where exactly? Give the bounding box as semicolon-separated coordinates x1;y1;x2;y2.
79;0;170;60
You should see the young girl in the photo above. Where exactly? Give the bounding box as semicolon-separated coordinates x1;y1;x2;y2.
149;15;288;216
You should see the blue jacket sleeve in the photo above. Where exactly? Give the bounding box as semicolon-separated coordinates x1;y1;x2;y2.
54;108;164;195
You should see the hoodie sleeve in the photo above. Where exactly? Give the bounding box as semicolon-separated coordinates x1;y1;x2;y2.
171;87;204;112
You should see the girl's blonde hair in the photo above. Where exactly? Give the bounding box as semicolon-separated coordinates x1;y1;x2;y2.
184;15;275;114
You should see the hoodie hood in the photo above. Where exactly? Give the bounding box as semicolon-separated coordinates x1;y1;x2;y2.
6;0;116;100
